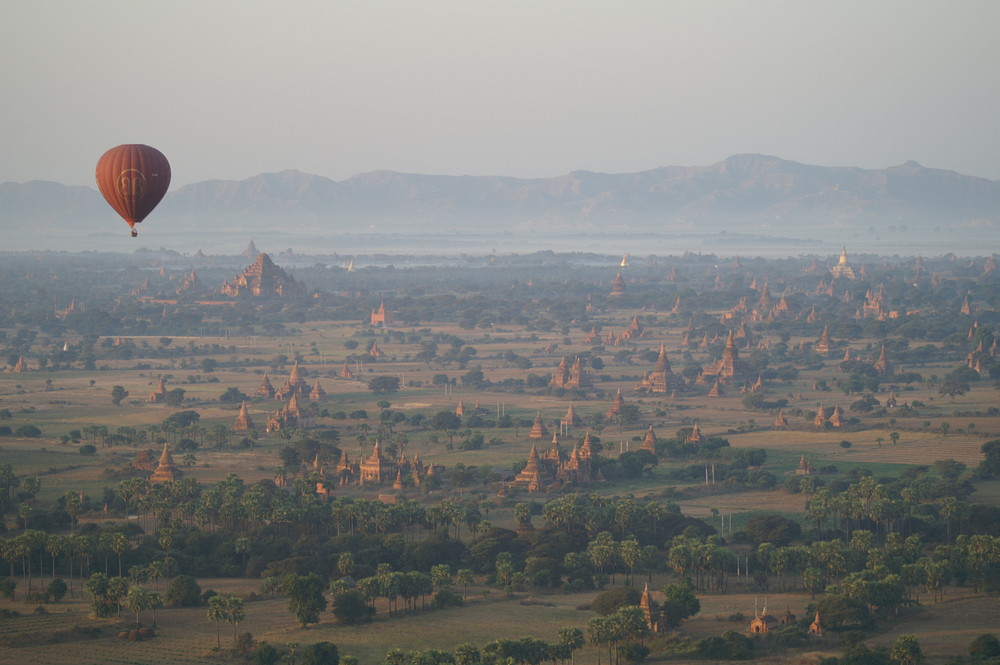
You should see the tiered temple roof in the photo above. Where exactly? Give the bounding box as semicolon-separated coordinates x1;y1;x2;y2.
528;412;550;439
256;372;276;399
370;301;394;326
830;247;856;279
606;389;625;420
221;253;306;298
149;443;181;483
266;393;313;432
148;376;167;403
702;331;754;386
637;344;684;393
609;271;626;297
234;401;255;431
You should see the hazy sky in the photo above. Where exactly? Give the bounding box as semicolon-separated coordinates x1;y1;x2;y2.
3;0;999;188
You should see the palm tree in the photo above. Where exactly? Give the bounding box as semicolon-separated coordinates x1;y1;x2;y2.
558;627;585;665
126;585;151;629
45;534;66;580
223;596;246;647
207;595;226;649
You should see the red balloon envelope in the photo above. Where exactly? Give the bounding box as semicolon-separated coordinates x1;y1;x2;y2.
95;144;171;237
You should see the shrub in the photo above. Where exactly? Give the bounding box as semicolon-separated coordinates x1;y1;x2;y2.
78;444;97;455
47;578;68;602
14;424;42;438
164;575;202;607
254;642;280;665
591;586;642;615
301;641;339;665
331;590;373;625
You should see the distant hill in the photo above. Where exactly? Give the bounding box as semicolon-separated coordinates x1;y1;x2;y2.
3;155;999;239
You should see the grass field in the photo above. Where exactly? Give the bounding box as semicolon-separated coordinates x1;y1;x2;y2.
1;313;997;663
1;580;996;665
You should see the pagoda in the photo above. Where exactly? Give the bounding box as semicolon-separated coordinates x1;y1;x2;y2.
545;433;564;463
637;344;684;393
609;271;626;298
148;376;167;403
242;239;260;261
830;247;856;279
829;405;844;428
561;403;581;428
640;426;657;453
340;361;355;380
512;444;555;492
815;326;832;356
359;441;396;485
702;331;754;386
233;401;255;431
370;301;394;326
686;422;703;444
149;443;181;483
309;380;327;401
256;372;276;399
528;412;550;439
873;345;894;377
606;389;625;420
277;362;309;399
220;253;306;298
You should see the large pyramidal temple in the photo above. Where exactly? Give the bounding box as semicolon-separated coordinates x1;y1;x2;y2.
221;253;306;298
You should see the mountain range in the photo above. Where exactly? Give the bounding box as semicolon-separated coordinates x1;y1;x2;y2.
3;154;999;241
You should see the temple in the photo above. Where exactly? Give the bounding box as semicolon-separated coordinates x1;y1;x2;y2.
148;377;167;403
233;401;255;432
276;362;309;400
370;302;395;326
221;253;306;298
550;356;592;389
266;393;314;432
701;331;754;386
830;247;856;279
637;344;684;393
149;443;181;484
510;434;599;492
609;271;626;298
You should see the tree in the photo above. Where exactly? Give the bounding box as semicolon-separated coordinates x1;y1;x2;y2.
165;574;202;607
208;595;227;649
661;580;700;628
889;635;923;665
223;596;246;647
968;634;1000;660
220;387;248;403
282;572;327;627
368;376;400;395
592;586;642;615
939;379;969;400
980;440;1000;477
164;388;187;407
745;514;802;546
47;577;68;602
301;642;339;665
331;590;371;625
126;585;152;629
430;411;463;445
558;627;585;665
111;385;129;406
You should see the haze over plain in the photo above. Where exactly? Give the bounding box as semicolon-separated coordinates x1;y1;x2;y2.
2;0;999;190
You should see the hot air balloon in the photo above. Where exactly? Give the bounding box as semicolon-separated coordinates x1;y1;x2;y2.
95;144;171;237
